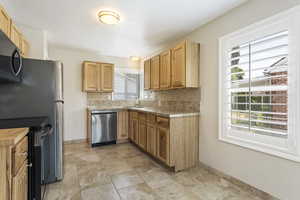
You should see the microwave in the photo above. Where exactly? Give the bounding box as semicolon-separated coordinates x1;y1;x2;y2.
0;30;23;83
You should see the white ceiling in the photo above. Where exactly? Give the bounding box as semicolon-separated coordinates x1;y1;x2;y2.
10;0;246;58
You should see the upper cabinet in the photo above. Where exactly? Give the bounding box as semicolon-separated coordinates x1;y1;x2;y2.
160;50;171;89
21;36;30;57
144;59;151;90
10;23;22;49
150;55;160;90
82;61;114;93
0;5;11;37
171;41;186;88
144;40;199;91
0;4;30;57
82;61;99;92
100;63;114;92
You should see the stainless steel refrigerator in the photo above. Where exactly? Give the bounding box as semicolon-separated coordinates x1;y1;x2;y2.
0;58;64;184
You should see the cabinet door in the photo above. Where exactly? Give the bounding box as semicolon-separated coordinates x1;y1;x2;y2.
21;37;30;57
171;41;186;88
138;121;147;150
160;50;171;89
117;111;128;140
146;124;156;156
150;56;160;90
10;23;21;49
157;127;170;165
0;6;10;37
82;62;99;92
100;63;114;92
144;59;151;90
132;118;139;144
12;161;28;200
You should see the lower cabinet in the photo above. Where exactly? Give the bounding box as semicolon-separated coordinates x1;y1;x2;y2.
156;127;170;165
132;118;139;144
138;121;147;151
146;123;156;156
12;161;28;200
128;110;199;172
0;128;29;200
117;111;129;142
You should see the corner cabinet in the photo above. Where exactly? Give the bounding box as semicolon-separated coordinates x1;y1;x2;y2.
82;61;114;93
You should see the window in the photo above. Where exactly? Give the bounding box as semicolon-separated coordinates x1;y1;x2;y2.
219;7;300;162
113;70;140;100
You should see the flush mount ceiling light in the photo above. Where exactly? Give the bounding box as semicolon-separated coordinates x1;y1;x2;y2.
130;56;140;61
98;10;120;25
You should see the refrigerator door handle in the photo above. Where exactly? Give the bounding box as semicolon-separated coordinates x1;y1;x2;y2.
55;102;64;181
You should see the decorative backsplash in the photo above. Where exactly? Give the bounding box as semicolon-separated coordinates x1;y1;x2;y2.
87;88;200;112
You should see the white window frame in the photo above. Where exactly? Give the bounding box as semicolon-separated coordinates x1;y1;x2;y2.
219;6;300;162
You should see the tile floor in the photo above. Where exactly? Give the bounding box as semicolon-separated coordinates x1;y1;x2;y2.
44;142;272;200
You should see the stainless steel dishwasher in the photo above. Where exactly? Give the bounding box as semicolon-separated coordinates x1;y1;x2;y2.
91;111;117;147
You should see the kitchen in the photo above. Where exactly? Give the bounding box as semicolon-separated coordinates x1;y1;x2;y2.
0;0;300;200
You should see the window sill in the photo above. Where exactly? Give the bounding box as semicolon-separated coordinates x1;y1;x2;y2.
219;135;300;163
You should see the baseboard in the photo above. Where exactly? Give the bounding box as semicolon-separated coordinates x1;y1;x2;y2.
64;139;86;145
198;162;279;200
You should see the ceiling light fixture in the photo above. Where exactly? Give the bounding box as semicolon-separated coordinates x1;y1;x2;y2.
98;10;120;25
130;56;140;61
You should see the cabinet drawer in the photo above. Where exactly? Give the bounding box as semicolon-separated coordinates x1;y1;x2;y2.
12;136;28;176
147;114;156;124
130;111;138;119
156;116;169;128
139;112;147;121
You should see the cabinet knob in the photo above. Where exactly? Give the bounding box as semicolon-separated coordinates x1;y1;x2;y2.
27;163;33;168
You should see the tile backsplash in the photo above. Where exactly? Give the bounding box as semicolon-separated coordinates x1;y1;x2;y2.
87;88;200;112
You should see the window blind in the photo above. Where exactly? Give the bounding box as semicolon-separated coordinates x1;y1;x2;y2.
229;31;288;137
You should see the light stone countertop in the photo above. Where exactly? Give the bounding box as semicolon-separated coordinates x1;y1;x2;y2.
87;106;200;118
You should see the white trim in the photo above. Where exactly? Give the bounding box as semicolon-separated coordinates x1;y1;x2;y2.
218;5;300;162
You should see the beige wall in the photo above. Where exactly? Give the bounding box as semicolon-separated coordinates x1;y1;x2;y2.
185;0;300;199
48;46;140;141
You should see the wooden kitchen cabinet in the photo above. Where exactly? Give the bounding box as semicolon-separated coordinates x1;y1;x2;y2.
132;118;139;144
12;161;28;200
138;120;147;151
150;55;160;90
171;40;199;88
82;61;100;92
0;128;29;200
117;111;129;142
10;23;22;50
129;110;199;172
100;63;114;92
144;59;151;90
21;37;30;57
160;50;171;89
171;41;186;88
144;40;199;91
146;123;156;156
156;125;170;165
82;61;114;93
0;5;11;37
